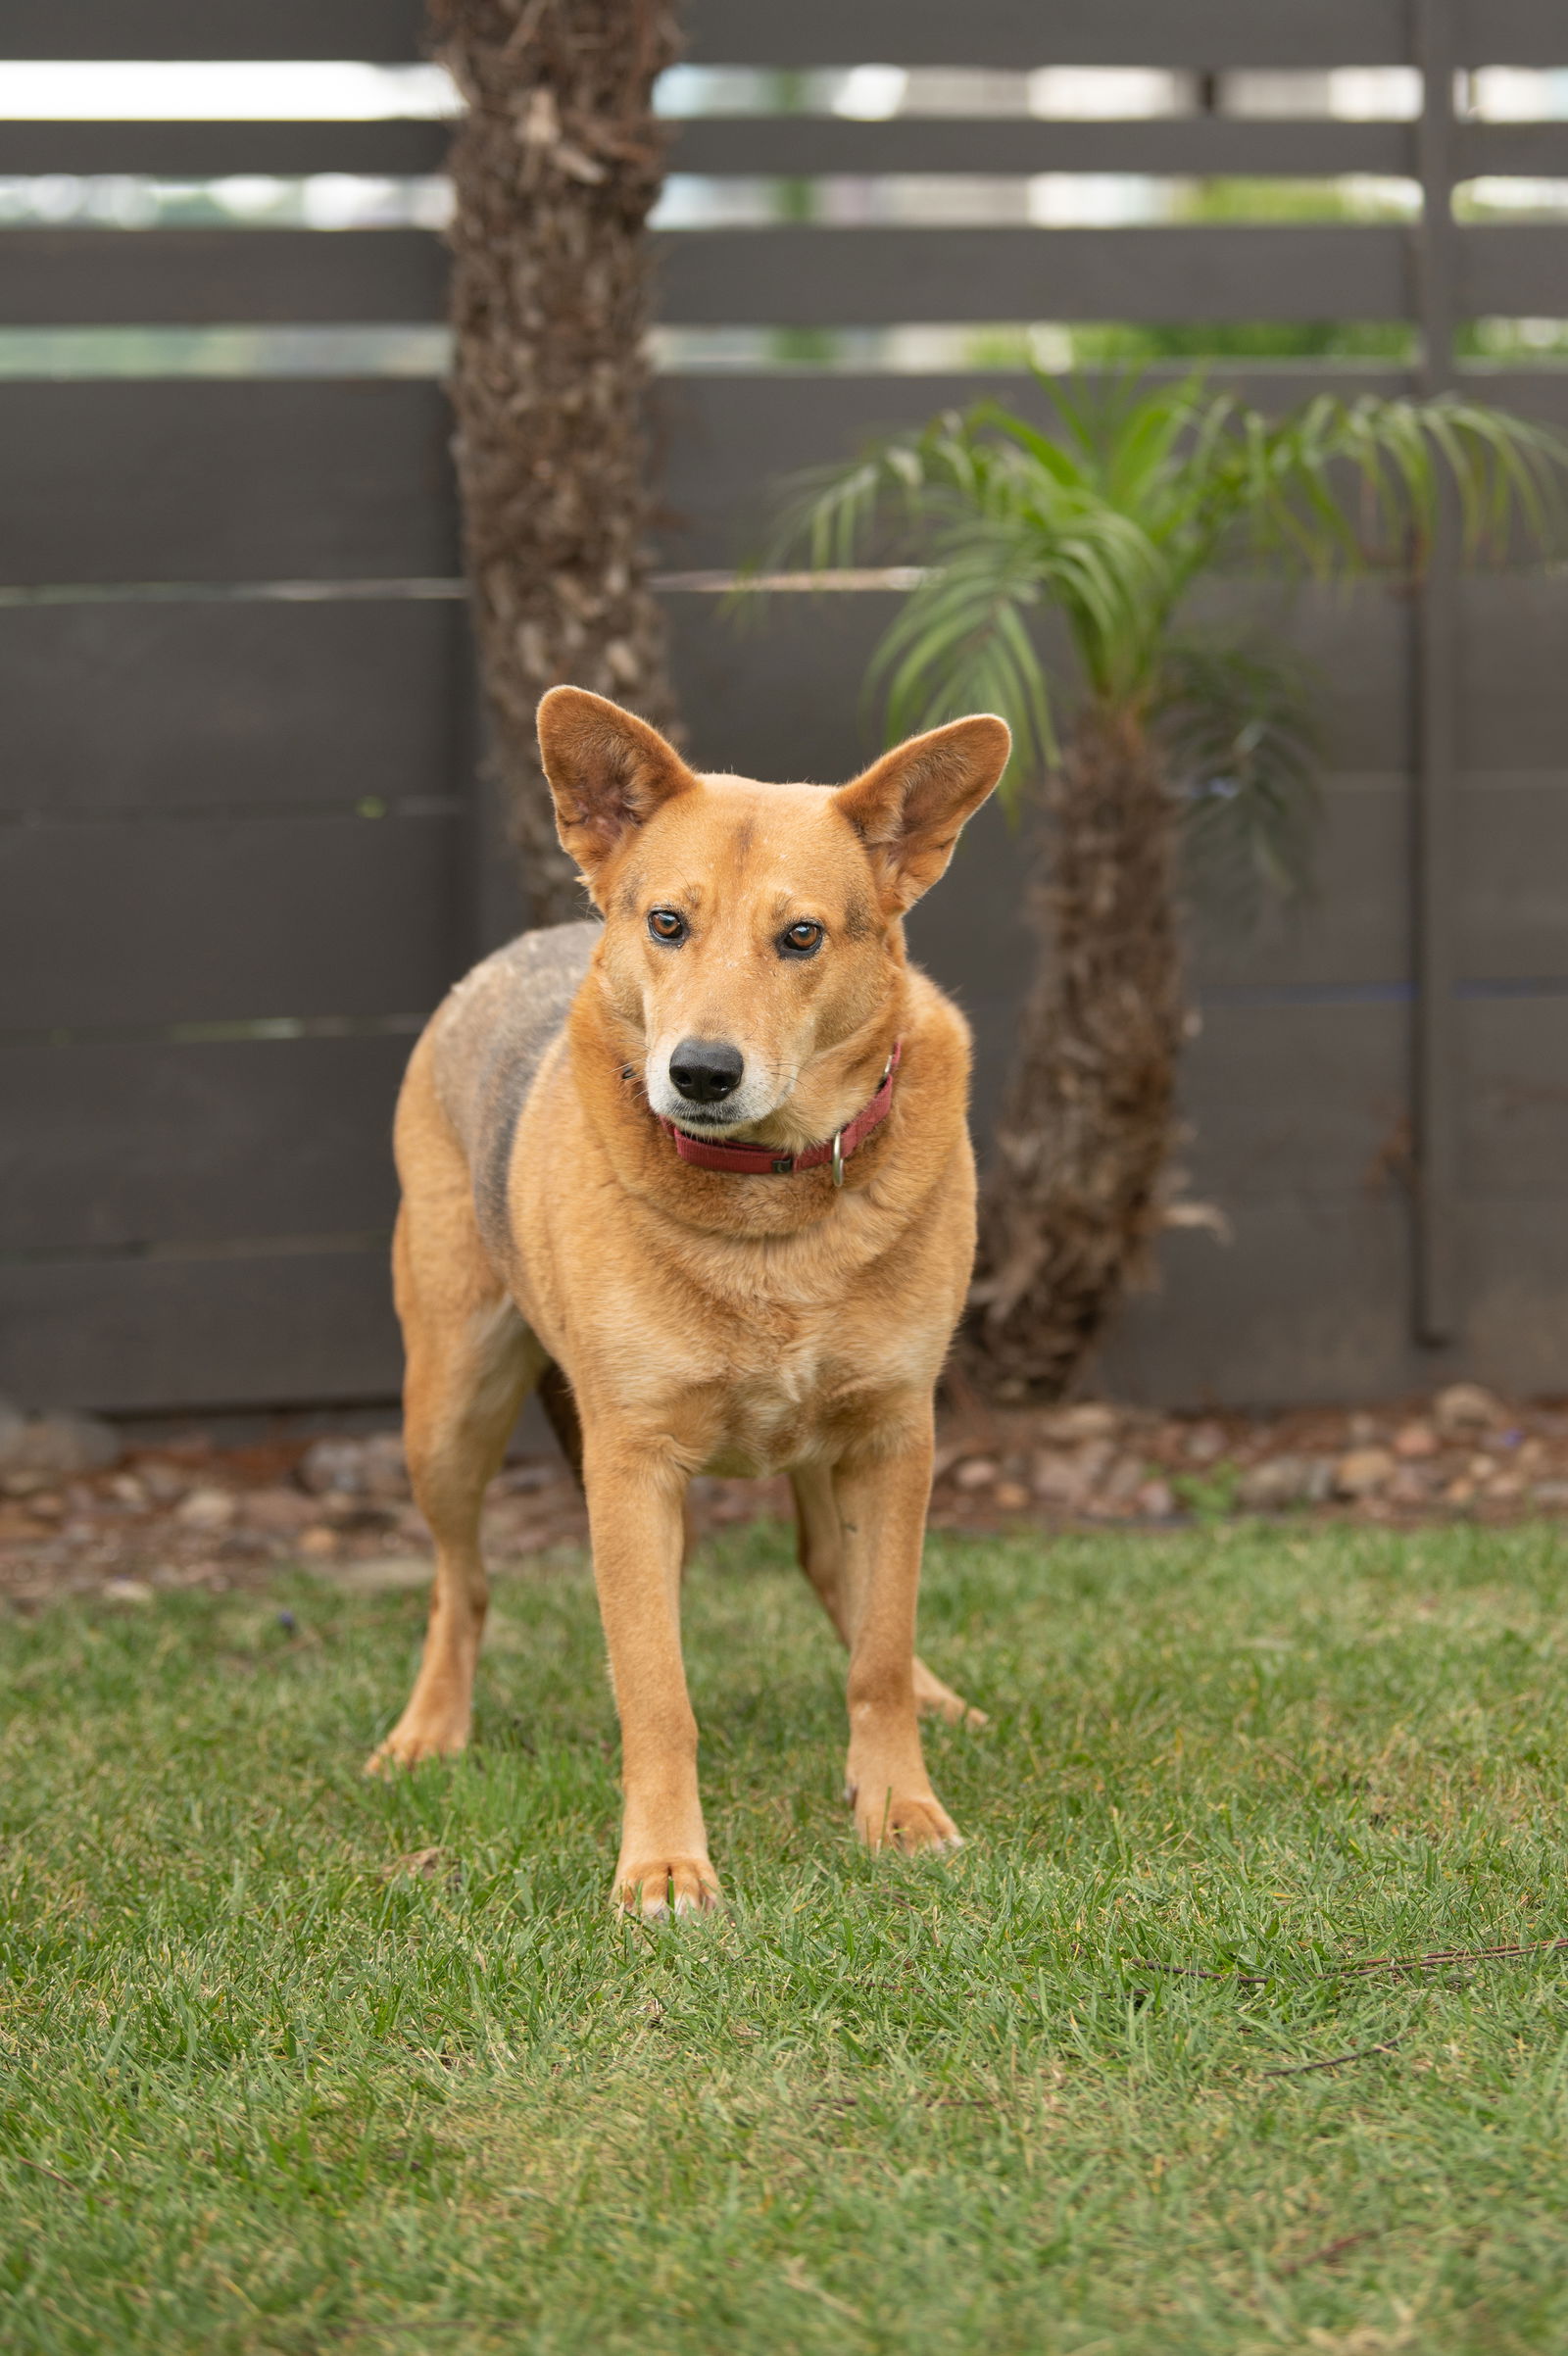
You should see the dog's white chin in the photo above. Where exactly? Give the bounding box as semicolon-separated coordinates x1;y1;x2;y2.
649;1088;781;1136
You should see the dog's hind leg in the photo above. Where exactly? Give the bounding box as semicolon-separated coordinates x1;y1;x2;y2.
790;1462;987;1730
368;1082;542;1773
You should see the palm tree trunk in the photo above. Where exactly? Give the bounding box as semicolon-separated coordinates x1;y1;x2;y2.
430;0;684;924
966;703;1186;1400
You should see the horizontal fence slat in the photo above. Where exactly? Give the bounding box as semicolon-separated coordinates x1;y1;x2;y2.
0;1;427;60
682;0;1414;70
657;225;1412;325
1176;1002;1406;1201
0;121;452;176
669;117;1416;177
1461;123;1568;175
0;600;467;817
0;1035;407;1252
1461;224;1568;318
6;223;1558;337
0;1252;401;1415
0;381;456;585
0;228;444;325
1464;997;1568;1198
1457;779;1568;980
1462;577;1568;767
1;816;463;1029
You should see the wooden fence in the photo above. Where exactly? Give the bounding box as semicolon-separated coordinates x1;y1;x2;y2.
5;0;1568;1415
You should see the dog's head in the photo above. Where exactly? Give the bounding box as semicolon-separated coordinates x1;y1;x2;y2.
538;687;1010;1140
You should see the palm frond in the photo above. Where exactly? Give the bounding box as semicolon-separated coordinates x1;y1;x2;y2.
1156;637;1323;929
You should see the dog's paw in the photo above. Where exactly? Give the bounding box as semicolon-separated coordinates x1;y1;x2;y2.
848;1780;963;1856
364;1716;469;1775
912;1655;988;1730
615;1855;723;1920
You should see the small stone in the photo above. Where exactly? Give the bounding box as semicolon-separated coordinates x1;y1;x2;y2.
360;1432;409;1498
1394;1421;1438;1460
1185;1420;1227;1465
1444;1475;1477;1505
1433;1383;1506;1441
1348;1412;1380;1446
1386;1465;1433;1507
139;1461;188;1505
174;1486;236;1532
24;1491;64;1521
1238;1455;1332;1512
242;1487;318;1533
299;1437;368;1497
102;1577;155;1606
1101;1453;1148;1507
1036;1403;1121;1445
1531;1479;1568;1508
954;1456;999;1492
299;1526;338;1557
1135;1478;1177;1519
993;1480;1031;1511
107;1473;148;1507
1467;1451;1495;1483
1032;1449;1088;1506
2;1410;121;1476
1517;1438;1546;1476
1335;1447;1396;1499
1488;1473;1524;1501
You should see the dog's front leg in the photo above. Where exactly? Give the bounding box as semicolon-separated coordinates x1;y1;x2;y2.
836;1417;962;1856
583;1432;720;1917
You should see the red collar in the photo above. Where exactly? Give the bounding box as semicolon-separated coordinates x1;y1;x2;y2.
659;1041;902;1184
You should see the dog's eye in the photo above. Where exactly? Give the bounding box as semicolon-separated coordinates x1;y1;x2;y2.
778;920;824;958
648;908;687;945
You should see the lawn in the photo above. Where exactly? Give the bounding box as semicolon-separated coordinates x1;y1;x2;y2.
5;1518;1568;2354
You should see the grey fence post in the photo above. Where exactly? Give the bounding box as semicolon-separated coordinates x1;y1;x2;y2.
1412;0;1461;1344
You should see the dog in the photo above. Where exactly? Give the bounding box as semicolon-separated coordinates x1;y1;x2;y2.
369;687;1011;1915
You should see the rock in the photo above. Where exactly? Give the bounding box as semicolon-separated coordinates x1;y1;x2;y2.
1531;1480;1568;1508
1348;1411;1381;1446
138;1461;188;1504
993;1480;1031;1511
1433;1383;1505;1441
174;1486;236;1532
954;1456;999;1492
1393;1420;1438;1460
1386;1465;1433;1507
1036;1403;1120;1445
1135;1478;1176;1519
1335;1447;1396;1499
1101;1453;1148;1508
242;1486;318;1533
102;1577;155;1605
1237;1454;1334;1512
1032;1449;1087;1506
1185;1420;1227;1465
360;1432;409;1498
299;1437;369;1496
299;1526;338;1557
1;1410;121;1476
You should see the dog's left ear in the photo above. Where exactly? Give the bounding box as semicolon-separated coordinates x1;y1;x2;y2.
834;714;1011;913
537;686;697;887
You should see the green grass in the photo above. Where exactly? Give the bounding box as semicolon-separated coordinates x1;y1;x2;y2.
6;1521;1568;2353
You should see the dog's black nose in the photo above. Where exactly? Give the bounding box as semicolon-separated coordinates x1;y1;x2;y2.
669;1038;744;1104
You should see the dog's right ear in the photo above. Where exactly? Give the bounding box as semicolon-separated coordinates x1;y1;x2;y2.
537;687;696;885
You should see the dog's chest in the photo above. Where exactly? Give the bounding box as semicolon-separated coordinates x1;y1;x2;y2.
698;1318;917;1478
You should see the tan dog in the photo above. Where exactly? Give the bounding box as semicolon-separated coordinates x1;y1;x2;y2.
370;688;1011;1915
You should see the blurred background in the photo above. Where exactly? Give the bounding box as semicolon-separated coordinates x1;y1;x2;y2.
6;0;1568;1442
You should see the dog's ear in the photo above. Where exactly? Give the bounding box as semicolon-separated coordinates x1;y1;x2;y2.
537;687;697;884
834;714;1011;913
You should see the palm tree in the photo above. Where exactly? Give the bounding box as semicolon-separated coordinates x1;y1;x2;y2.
768;375;1565;1399
429;0;684;924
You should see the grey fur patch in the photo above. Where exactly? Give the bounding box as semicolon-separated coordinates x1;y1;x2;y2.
428;920;601;1271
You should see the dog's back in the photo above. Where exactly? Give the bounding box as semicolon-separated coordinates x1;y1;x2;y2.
421;918;599;1274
